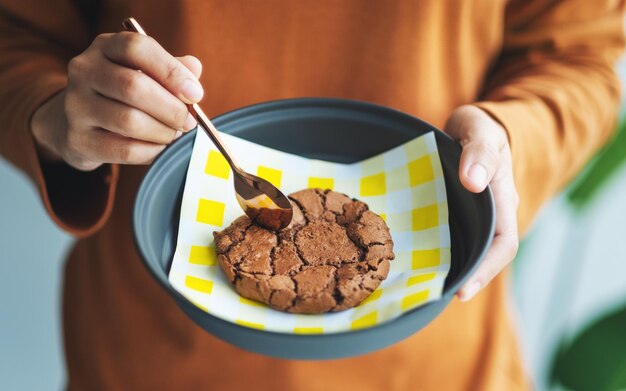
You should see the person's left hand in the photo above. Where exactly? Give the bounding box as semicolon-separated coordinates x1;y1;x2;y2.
444;105;520;301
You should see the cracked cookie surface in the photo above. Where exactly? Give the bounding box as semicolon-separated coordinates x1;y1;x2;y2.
213;188;395;314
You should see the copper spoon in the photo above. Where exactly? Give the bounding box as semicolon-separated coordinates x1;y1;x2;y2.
122;17;293;230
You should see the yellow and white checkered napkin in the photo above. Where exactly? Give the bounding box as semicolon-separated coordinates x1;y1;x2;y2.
168;127;450;334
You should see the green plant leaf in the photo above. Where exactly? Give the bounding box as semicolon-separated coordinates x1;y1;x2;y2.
567;118;626;210
551;302;626;391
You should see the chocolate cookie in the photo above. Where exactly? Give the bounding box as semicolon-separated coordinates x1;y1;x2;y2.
213;188;395;314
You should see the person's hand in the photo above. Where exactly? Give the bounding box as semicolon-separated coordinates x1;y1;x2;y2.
31;32;204;171
444;105;520;301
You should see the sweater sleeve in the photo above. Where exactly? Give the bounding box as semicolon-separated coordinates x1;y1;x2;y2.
0;2;119;237
473;0;625;233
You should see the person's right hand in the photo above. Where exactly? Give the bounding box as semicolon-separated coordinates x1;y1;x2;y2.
31;32;204;171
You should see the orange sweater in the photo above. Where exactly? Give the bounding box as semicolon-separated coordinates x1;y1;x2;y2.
0;1;623;390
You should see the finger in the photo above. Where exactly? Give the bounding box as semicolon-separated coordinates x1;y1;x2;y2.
174;55;202;130
177;55;203;79
458;131;502;193
81;92;181;145
67;127;166;166
102;32;204;104
457;164;519;301
456;231;518;301
89;58;195;131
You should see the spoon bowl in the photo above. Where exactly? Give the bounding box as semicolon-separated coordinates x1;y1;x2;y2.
233;170;293;230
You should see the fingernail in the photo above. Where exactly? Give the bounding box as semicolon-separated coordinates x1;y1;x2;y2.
468;163;487;189
174;130;183;140
179;79;203;103
459;281;481;302
183;112;197;130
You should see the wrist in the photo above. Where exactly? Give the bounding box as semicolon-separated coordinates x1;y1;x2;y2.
31;90;67;164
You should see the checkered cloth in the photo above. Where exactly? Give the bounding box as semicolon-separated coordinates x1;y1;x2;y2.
168;128;450;334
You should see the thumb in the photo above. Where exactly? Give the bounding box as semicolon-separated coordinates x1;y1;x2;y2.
458;134;501;193
177;55;203;79
445;106;506;193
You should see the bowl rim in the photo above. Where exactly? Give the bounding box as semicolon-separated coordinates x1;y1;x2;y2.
132;97;495;338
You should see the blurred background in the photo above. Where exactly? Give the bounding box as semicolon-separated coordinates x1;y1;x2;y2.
2;44;626;391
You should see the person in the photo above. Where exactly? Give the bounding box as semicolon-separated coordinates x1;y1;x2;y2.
0;1;623;389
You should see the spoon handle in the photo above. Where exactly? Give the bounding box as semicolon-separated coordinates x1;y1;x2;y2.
188;103;241;172
122;17;242;172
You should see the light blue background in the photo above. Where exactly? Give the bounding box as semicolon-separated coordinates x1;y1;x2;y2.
0;164;70;389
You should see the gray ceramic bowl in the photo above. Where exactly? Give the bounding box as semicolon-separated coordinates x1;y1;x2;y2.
133;98;494;360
